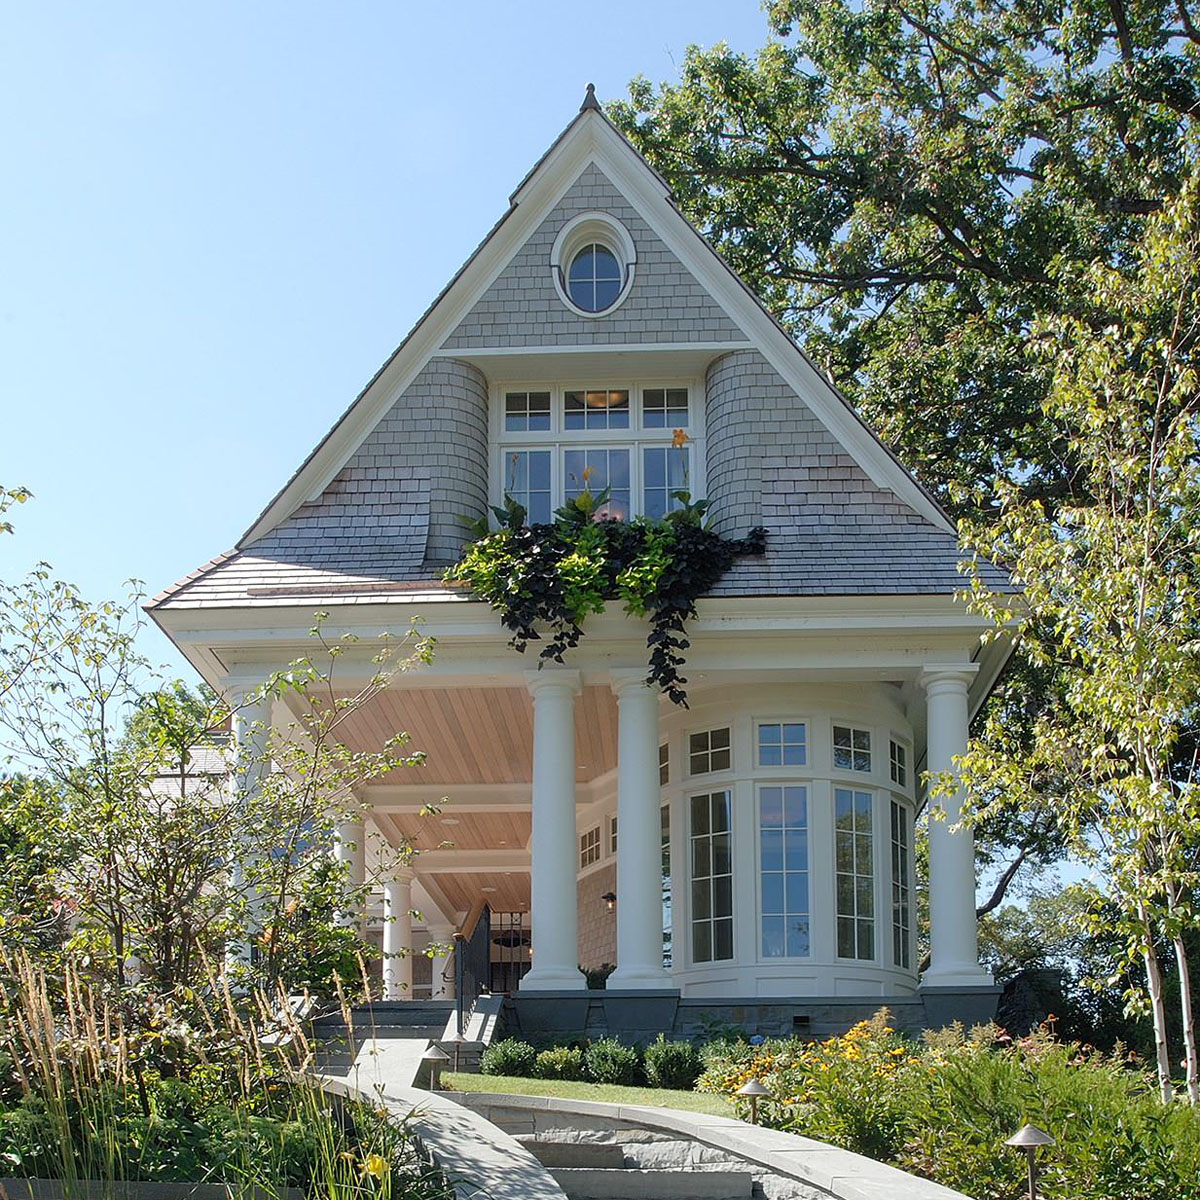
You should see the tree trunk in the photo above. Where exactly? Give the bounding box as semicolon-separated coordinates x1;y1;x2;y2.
1139;900;1175;1103
1172;933;1199;1103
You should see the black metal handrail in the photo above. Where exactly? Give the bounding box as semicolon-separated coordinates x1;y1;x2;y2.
454;903;490;1036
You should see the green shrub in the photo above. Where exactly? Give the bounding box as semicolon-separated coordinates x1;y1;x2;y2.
697;1010;1200;1200
583;963;616;990
585;1038;642;1086
479;1038;537;1078
534;1045;586;1081
644;1036;702;1090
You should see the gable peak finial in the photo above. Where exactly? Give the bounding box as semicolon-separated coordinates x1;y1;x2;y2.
580;82;601;112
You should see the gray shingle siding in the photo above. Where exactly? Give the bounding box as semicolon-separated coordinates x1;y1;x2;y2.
243;358;488;579
705;349;978;595
441;164;748;348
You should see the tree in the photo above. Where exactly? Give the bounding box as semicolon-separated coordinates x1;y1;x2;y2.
611;0;1198;510
959;170;1200;1102
0;496;433;996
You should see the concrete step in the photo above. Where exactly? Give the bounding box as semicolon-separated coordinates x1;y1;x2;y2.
517;1138;626;1169
549;1168;754;1200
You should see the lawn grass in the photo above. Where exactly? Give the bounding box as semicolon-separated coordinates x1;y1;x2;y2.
442;1071;734;1117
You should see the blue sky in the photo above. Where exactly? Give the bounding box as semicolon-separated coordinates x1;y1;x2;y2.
1;3;771;679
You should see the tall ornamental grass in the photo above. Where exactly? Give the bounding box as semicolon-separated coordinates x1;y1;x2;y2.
0;953;451;1200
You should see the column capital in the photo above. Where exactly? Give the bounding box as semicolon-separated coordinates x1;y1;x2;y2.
609;668;657;699
384;864;415;886
525;668;582;699
920;664;978;696
223;677;272;711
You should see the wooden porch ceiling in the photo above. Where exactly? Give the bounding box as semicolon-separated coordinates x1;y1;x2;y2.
375;809;530;854
430;871;530;915
336;684;618;785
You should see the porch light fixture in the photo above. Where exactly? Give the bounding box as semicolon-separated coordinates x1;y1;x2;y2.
1005;1124;1055;1200
736;1078;770;1125
601;891;617;912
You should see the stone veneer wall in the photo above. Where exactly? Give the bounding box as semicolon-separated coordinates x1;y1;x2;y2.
577;863;617;972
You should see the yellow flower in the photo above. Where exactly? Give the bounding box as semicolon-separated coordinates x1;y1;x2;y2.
363;1154;388;1180
672;428;688;448
582;465;595;483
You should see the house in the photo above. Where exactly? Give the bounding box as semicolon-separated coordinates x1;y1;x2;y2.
149;87;1008;1036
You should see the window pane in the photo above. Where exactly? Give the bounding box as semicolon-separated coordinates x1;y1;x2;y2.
595;278;621;309
690;792;710;834
760;787;783;827
712;835;731;876
643;387;689;428
713;918;733;961
762;874;784;914
761;829;783;872
709;794;730;833
564;388;629;430
784;787;806;827
762;916;785;957
503;450;551;524
837;918;855;958
691;879;711;920
786;921;810;958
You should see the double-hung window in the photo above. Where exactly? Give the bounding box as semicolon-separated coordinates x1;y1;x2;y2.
495;384;698;522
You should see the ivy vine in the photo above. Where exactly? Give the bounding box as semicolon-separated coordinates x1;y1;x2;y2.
446;486;766;706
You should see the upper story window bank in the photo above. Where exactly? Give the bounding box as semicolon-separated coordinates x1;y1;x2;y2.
493;383;699;522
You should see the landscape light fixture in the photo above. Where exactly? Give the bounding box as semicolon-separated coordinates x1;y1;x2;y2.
736;1078;770;1125
601;891;617;912
446;1030;466;1073
421;1044;450;1091
1005;1123;1055;1200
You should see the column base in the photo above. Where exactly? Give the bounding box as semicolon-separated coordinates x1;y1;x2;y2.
606;965;673;990
920;981;1002;1030
921;966;995;988
519;965;587;992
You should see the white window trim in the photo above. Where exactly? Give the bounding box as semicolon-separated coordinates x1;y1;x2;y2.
550;211;637;318
687;787;735;966
754;715;812;771
832;722;875;776
491;380;706;522
686;724;733;778
833;785;880;964
755;781;812;962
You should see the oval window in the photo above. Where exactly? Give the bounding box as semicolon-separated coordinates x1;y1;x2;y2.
567;243;623;313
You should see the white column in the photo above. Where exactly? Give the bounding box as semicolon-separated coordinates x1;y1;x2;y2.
520;670;586;991
226;684;271;971
334;814;367;931
428;923;456;999
921;666;992;986
608;671;671;989
382;869;414;1000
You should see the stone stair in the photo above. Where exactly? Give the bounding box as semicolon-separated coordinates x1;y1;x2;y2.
518;1133;754;1200
311;1001;455;1075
